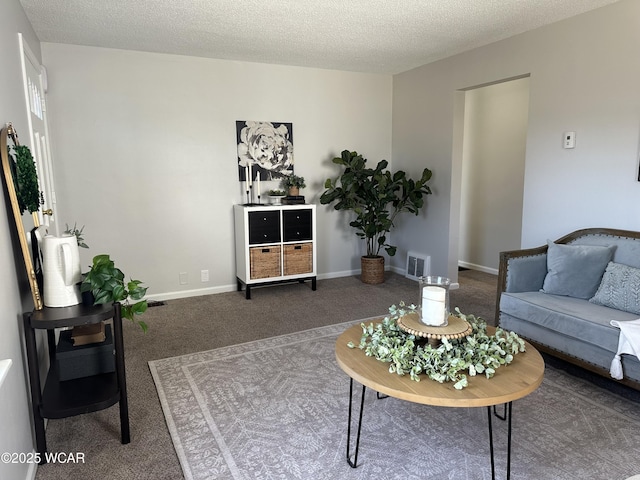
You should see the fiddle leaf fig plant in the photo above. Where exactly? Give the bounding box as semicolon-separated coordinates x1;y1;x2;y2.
320;150;432;257
349;303;525;389
81;254;149;332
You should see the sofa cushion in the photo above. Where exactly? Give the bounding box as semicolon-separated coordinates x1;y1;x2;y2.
570;234;640;269
500;291;638;352
499;312;640;383
590;262;640;315
541;241;615;299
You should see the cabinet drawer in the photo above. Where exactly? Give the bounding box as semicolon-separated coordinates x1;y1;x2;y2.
283;243;313;275
249;211;281;244
250;246;281;279
283;209;312;241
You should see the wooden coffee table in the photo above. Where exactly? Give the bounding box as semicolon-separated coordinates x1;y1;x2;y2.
335;321;545;480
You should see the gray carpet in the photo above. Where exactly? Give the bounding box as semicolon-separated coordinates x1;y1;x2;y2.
148;320;640;480
32;270;637;479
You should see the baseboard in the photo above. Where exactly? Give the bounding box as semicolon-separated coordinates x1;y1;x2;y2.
25;461;37;480
146;285;237;302
148;266;460;302
457;261;498;276
0;359;11;389
317;269;361;280
146;270;370;302
389;265;406;276
390;266;459;289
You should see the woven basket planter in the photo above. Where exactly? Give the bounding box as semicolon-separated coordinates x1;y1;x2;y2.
361;255;385;284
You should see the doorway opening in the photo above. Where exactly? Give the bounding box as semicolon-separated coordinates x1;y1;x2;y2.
455;75;530;275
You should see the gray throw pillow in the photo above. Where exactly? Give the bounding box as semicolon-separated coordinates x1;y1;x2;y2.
590;262;640;315
541;241;615;299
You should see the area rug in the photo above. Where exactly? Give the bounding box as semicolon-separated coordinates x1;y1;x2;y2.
149;320;640;480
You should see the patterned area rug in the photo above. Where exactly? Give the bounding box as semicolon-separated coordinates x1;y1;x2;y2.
149;320;640;480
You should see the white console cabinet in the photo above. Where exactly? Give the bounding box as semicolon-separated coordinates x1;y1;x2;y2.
234;204;317;299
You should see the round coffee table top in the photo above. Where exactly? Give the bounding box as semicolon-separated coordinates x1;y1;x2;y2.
335;320;545;408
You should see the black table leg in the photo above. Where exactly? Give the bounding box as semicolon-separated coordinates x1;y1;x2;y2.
112;303;130;444
346;379;366;468
23;313;47;461
487;401;513;480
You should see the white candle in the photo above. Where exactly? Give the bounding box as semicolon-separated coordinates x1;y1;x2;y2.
256;171;261;196
421;286;446;326
244;166;249;192
248;164;253;187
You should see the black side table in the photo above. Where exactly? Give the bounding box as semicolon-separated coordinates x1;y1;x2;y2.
23;302;130;463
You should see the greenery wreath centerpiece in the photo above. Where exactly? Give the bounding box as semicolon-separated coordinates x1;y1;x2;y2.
348;303;526;389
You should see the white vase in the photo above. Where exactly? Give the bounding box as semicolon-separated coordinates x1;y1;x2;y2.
42;234;82;307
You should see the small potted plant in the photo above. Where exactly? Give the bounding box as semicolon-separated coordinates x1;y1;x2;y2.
281;174;306;196
267;189;287;205
64;223;89;249
81;254;149;332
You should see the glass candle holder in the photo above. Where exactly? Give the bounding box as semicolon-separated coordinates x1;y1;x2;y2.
418;276;451;326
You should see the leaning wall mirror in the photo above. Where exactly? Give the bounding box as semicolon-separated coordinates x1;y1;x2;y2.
1;123;43;310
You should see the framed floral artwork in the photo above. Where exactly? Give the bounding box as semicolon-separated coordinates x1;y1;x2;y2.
236;121;294;182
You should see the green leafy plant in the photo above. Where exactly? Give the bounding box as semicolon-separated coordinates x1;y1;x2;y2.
281;174;306;189
349;303;526;389
81;254;149;332
320;150;432;257
64;223;89;249
8;144;43;214
267;189;286;196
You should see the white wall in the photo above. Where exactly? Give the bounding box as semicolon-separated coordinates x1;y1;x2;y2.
41;44;392;299
392;0;640;281
459;77;529;272
0;3;44;479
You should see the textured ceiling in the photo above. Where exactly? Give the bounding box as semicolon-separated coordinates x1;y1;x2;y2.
20;0;620;74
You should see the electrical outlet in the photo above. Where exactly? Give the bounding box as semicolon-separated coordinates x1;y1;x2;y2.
201;269;209;282
179;272;188;285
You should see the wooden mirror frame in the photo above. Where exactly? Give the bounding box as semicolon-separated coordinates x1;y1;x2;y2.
1;123;43;310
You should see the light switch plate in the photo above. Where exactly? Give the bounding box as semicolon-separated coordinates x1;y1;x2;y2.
563;131;576;149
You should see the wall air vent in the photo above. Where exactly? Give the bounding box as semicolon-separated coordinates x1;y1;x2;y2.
406;252;430;281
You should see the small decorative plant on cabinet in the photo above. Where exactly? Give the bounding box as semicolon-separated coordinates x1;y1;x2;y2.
281;174;306;196
320;150;432;284
267;189;287;205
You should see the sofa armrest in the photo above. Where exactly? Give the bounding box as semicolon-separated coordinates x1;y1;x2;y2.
495;245;548;323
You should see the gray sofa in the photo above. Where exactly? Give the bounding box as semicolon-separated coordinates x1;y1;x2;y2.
496;228;640;389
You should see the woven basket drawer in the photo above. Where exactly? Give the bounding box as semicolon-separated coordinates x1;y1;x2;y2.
283;243;313;275
250;246;281;279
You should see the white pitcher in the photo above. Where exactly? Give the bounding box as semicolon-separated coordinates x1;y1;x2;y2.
42;234;82;307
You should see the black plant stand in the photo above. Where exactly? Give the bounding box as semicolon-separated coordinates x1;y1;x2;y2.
23;302;130;463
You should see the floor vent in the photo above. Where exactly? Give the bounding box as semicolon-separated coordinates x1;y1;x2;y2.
406;252;430;280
